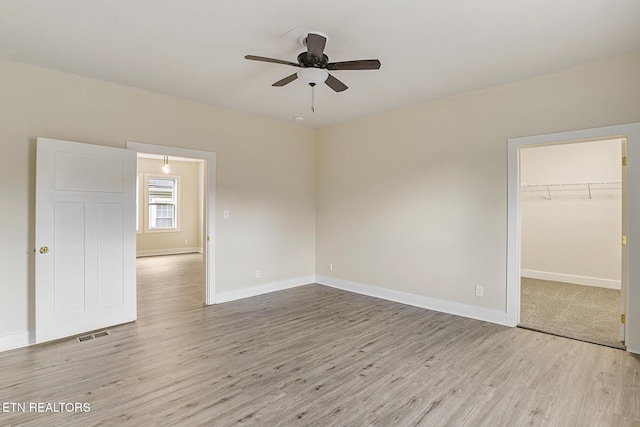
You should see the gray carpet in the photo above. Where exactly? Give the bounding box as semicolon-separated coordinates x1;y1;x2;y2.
520;278;624;349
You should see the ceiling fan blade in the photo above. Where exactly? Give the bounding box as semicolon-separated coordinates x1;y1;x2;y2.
306;33;327;58
272;73;298;87
327;59;381;71
325;73;348;92
245;55;301;68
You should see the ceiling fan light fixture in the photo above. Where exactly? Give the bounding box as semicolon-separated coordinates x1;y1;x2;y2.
297;68;328;86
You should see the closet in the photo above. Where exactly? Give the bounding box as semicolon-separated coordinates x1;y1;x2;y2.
519;139;624;348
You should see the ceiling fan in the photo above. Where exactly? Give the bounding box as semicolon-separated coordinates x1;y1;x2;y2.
245;31;381;111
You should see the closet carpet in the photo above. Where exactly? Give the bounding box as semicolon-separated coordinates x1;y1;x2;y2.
520;278;623;349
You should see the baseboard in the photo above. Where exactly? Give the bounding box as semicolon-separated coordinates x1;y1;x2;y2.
626;344;640;355
521;269;621;290
136;247;202;257
216;276;315;303
0;331;34;353
316;276;511;326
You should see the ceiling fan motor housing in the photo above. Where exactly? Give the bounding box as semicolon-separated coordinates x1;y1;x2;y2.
297;52;329;68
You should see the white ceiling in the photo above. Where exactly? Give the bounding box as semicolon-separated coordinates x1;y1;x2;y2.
1;1;639;128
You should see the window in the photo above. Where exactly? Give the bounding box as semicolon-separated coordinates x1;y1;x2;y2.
144;175;180;232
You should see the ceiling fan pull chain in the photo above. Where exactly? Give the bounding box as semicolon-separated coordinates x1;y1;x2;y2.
311;84;315;113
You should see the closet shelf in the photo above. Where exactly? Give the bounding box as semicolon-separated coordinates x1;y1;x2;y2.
521;181;621;200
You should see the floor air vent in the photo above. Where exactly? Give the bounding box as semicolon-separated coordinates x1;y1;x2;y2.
76;330;110;343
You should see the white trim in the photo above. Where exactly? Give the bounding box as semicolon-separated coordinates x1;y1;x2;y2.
0;331;34;352
521;269;621;289
136;247;202;257
216;276;315;303
316;276;511;326
507;122;640;353
127;141;216;305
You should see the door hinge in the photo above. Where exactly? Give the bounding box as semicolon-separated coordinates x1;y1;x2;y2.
623;235;627;245
622;156;627;166
622;314;626;324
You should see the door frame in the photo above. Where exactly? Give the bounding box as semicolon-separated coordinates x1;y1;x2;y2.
127;141;217;305
507;122;640;352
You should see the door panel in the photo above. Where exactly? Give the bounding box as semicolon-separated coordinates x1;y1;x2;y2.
54;151;124;192
36;137;136;343
97;203;124;307
53;202;86;316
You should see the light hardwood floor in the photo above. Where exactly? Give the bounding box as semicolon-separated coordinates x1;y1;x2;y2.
2;253;640;426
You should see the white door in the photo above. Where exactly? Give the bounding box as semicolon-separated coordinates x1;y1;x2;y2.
35;137;137;343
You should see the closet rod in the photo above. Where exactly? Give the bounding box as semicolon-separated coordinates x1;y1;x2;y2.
521;181;621;200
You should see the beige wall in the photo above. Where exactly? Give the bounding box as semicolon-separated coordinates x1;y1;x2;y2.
2;52;639;348
136;157;203;256
316;53;640;312
0;61;316;341
521;140;622;288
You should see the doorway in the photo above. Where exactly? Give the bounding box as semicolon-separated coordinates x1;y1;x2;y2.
517;139;624;348
135;153;207;306
127;141;217;305
506;123;640;352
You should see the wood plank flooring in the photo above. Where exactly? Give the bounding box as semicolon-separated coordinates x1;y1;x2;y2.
2;253;640;426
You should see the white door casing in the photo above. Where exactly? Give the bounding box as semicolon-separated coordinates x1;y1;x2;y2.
35;137;137;343
622;138;629;341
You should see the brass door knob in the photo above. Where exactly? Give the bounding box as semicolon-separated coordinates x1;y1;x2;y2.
39;246;49;254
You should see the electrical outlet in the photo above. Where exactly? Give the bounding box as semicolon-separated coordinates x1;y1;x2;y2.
328;263;333;272
223;210;230;219
475;285;484;297
255;269;261;279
